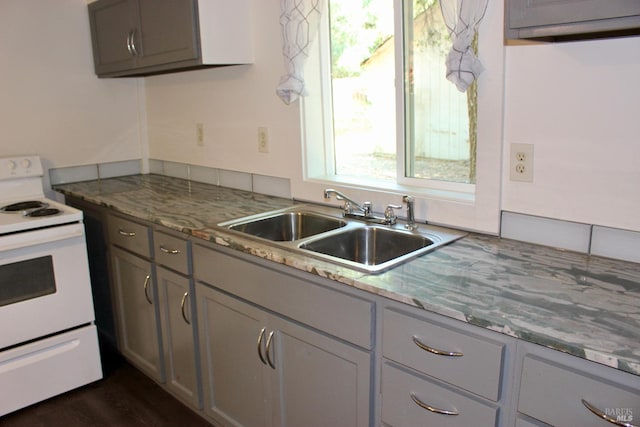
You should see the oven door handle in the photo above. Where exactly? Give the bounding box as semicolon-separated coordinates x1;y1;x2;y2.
0;223;84;252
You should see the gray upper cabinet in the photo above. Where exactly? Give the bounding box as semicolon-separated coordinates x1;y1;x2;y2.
88;0;253;77
505;0;640;40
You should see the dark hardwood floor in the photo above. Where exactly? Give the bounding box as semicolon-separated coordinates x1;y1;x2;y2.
0;349;213;427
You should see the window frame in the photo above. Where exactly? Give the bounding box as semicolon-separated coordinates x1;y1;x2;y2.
294;0;504;234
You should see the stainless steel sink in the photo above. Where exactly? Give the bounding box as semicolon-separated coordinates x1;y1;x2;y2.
220;205;466;273
225;211;347;241
299;226;433;268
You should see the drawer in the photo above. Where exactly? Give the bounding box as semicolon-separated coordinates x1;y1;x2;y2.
193;244;374;349
519;355;640;427
107;215;151;257
382;307;505;401
381;362;498;427
153;231;190;275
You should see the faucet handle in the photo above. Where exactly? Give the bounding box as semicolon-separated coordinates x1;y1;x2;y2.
384;204;401;225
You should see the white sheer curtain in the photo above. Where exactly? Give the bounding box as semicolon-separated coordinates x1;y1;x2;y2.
277;0;324;104
439;0;489;92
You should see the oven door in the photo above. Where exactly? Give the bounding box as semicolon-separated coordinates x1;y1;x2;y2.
0;223;95;349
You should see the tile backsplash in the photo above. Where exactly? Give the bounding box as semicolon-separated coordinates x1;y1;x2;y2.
501;211;639;263
50;159;291;199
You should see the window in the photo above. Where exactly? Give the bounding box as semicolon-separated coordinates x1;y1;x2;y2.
330;0;474;185
298;0;504;233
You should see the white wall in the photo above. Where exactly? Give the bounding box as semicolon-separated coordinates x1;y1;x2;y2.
503;37;640;231
145;0;301;180
0;0;144;177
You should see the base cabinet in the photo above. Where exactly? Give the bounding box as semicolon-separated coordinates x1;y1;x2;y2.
197;282;371;427
156;266;200;409
515;342;640;427
110;246;164;382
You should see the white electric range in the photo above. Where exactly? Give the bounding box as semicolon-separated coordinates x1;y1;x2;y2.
0;155;102;416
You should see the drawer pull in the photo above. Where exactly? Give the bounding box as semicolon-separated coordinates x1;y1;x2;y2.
180;291;190;325
143;274;152;304
410;393;459;416
257;327;267;365
412;336;463;357
159;245;181;255
582;399;637;427
118;228;136;237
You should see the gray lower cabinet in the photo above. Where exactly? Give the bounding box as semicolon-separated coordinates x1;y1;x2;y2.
107;214;202;411
110;245;164;382
87;202;640;427
380;305;514;426
197;283;371;427
193;243;372;427
156;266;201;409
515;341;640;427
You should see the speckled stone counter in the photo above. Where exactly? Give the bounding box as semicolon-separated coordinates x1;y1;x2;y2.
55;174;640;376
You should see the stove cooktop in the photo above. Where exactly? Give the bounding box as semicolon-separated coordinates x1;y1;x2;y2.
0;156;82;235
0;197;82;235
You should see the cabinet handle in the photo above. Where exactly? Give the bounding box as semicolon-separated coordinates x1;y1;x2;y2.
143;274;152;304
412;335;463;357
257;327;267;365
160;245;181;255
180;291;190;325
265;330;276;369
118;228;136;237
582;399;637;427
126;29;138;56
410;393;459;416
126;31;134;55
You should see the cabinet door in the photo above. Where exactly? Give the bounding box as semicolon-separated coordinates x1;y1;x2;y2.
271;315;371;427
157;267;200;408
88;0;140;75
197;283;271;427
136;0;199;68
509;0;640;28
110;246;163;381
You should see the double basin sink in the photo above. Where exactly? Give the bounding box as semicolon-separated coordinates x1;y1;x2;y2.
219;205;466;273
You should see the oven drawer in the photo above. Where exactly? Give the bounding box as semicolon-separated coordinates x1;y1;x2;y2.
108;215;151;258
153;231;190;275
0;325;102;416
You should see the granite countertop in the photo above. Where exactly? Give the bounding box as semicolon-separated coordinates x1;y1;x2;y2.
55;174;640;376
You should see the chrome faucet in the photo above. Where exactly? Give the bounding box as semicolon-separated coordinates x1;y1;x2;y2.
324;189;402;225
323;189;372;217
402;195;418;230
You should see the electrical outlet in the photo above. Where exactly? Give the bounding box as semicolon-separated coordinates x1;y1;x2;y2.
510;143;533;182
196;123;204;146
258;127;269;153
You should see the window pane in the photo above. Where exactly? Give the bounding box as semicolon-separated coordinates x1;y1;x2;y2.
405;0;475;184
329;0;396;181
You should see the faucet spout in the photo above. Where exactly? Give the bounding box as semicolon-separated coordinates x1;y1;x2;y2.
323;189;370;215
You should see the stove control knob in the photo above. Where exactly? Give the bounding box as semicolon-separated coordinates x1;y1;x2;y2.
7;160;17;170
21;158;32;169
